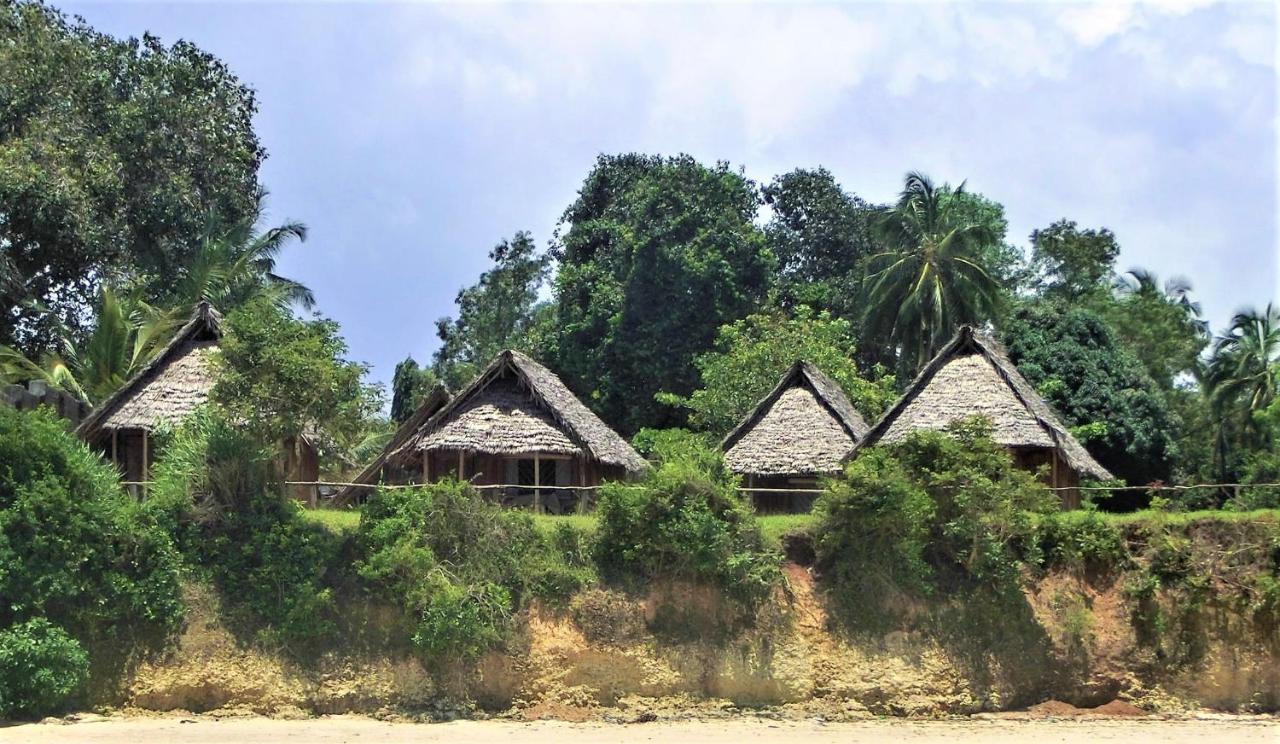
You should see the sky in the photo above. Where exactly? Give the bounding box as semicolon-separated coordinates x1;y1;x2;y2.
60;1;1278;392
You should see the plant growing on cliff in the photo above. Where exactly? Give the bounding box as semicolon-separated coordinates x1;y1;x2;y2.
815;417;1057;619
0;405;184;657
593;438;780;608
356;481;592;667
0;619;90;719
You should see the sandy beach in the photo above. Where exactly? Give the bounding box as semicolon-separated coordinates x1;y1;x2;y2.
4;716;1278;744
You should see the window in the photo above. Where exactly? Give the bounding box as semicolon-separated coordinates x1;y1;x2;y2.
515;458;558;487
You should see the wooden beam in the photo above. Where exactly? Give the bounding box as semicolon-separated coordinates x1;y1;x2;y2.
576;457;588;514
533;452;543;514
457;450;464;480
111;429;118;469
141;430;149;499
422;452;429;484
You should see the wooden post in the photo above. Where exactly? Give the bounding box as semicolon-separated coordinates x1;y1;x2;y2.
576;457;588;514
533;453;543;514
457;450;464;480
111;429;118;469
141;430;149;499
422;453;430;484
746;474;755;510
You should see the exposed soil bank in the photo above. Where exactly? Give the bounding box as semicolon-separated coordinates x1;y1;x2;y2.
7;716;1279;744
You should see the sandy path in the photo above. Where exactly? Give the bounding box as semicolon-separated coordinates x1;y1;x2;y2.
3;717;1278;744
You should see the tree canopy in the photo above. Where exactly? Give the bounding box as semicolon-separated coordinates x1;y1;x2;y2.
1;1;263;351
547;153;775;434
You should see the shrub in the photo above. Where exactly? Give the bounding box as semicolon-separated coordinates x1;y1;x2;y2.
147;410;340;650
594;439;780;608
357;481;581;666
0;619;90;719
813;448;934;603
1038;508;1128;571
0;407;183;645
814;417;1057;612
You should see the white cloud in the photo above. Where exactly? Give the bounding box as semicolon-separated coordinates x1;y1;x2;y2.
1057;3;1139;46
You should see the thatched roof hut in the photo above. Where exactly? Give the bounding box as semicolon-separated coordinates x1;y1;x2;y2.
333;384;450;504
852;327;1112;496
722;361;868;479
77;302;223;444
347;350;645;512
76;302;321;502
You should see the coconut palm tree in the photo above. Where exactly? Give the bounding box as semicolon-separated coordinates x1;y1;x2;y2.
170;192;314;313
1207;304;1280;422
863;172;1002;370
0;286;177;405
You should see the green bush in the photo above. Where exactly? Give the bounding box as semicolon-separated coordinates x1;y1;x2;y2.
0;619;90;719
815;418;1057;610
147;410;340;650
594;440;780;608
0;406;183;645
813;447;935;607
357;481;584;666
1038;509;1128;571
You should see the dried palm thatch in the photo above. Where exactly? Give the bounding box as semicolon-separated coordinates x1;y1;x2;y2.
76;302;222;443
853;326;1112;481
385;349;647;473
722;361;870;477
332;384;450;504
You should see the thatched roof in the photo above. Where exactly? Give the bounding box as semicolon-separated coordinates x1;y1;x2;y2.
76;303;222;442
722;361;869;477
853;327;1112;481
388;350;647;473
332;385;450;505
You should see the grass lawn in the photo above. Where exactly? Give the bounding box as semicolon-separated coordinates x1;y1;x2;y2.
300;507;361;535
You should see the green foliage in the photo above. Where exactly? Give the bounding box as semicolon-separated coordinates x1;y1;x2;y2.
762;168;876;320
863;172;1005;371
1001;302;1177;487
433;231;551;391
1103;270;1208;391
165;194;314;314
1038;509;1127;570
390;356;439;424
1027;220;1119;303
672;307;896;435
0;286;178;405
630;427;714;462
0;406;184;643
594;440;780;607
813;448;935;609
548;153;774;434
147;410;340;650
213;298;380;451
0;1;262;351
0;618;89;719
815;418;1057;621
357;481;590;666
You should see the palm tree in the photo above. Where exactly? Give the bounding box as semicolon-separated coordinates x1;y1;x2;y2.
1207;304;1280;422
170;192;314;313
863;172;1002;370
1114;268;1208;335
0;286;177;405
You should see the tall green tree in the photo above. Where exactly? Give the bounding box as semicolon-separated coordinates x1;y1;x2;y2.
433;231;550;390
1205;305;1280;479
390;356;438;424
863;172;1003;371
549;154;774;434
1000;302;1177;490
1;2;263;351
666;307;896;435
1026;219;1119;302
167;194;314;314
762;168;876;319
1104;269;1209;390
212;298;380;453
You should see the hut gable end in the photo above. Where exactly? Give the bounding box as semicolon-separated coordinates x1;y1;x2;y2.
853;327;1112;481
722;361;869;477
390;350;646;474
76;302;223;442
